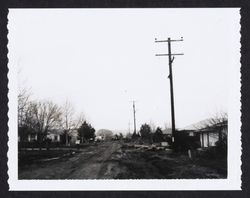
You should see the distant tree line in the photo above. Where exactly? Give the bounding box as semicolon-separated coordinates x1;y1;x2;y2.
130;123;167;143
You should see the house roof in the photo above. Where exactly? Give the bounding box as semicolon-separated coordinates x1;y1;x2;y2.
182;119;228;132
182;118;211;131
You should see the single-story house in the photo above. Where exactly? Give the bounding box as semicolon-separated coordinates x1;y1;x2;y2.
18;128;62;143
47;129;62;142
182;120;228;148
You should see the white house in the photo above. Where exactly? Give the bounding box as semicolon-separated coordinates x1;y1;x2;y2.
183;119;228;148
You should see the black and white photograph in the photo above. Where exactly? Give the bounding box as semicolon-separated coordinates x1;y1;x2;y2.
7;8;241;190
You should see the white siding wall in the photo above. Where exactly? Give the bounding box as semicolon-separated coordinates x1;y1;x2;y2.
200;132;219;147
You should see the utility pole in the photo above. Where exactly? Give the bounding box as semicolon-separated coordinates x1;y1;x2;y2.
128;121;131;133
132;101;137;135
155;37;183;142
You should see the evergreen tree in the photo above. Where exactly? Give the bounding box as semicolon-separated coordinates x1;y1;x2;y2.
139;123;152;140
153;127;164;142
77;121;95;143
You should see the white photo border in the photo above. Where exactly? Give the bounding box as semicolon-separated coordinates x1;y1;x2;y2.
7;8;241;191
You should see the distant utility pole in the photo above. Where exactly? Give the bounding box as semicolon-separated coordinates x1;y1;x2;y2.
132;101;137;135
128;121;131;133
155;37;184;141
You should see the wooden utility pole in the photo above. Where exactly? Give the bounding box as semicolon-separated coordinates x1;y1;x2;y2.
155;37;183;142
128;121;131;133
132;101;137;135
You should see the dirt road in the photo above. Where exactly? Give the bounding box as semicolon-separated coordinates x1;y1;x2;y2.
19;142;122;179
19;141;227;179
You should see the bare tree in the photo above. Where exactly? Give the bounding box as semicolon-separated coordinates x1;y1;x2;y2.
208;112;228;143
149;120;156;133
61;100;75;146
163;122;172;134
196;112;227;128
195;112;227;129
74;112;86;129
27;100;62;145
18;87;31;127
61;101;87;145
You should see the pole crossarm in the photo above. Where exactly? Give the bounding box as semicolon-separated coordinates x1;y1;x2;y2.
155;38;183;43
156;53;184;56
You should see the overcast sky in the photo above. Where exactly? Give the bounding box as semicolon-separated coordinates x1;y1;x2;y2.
8;8;240;132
